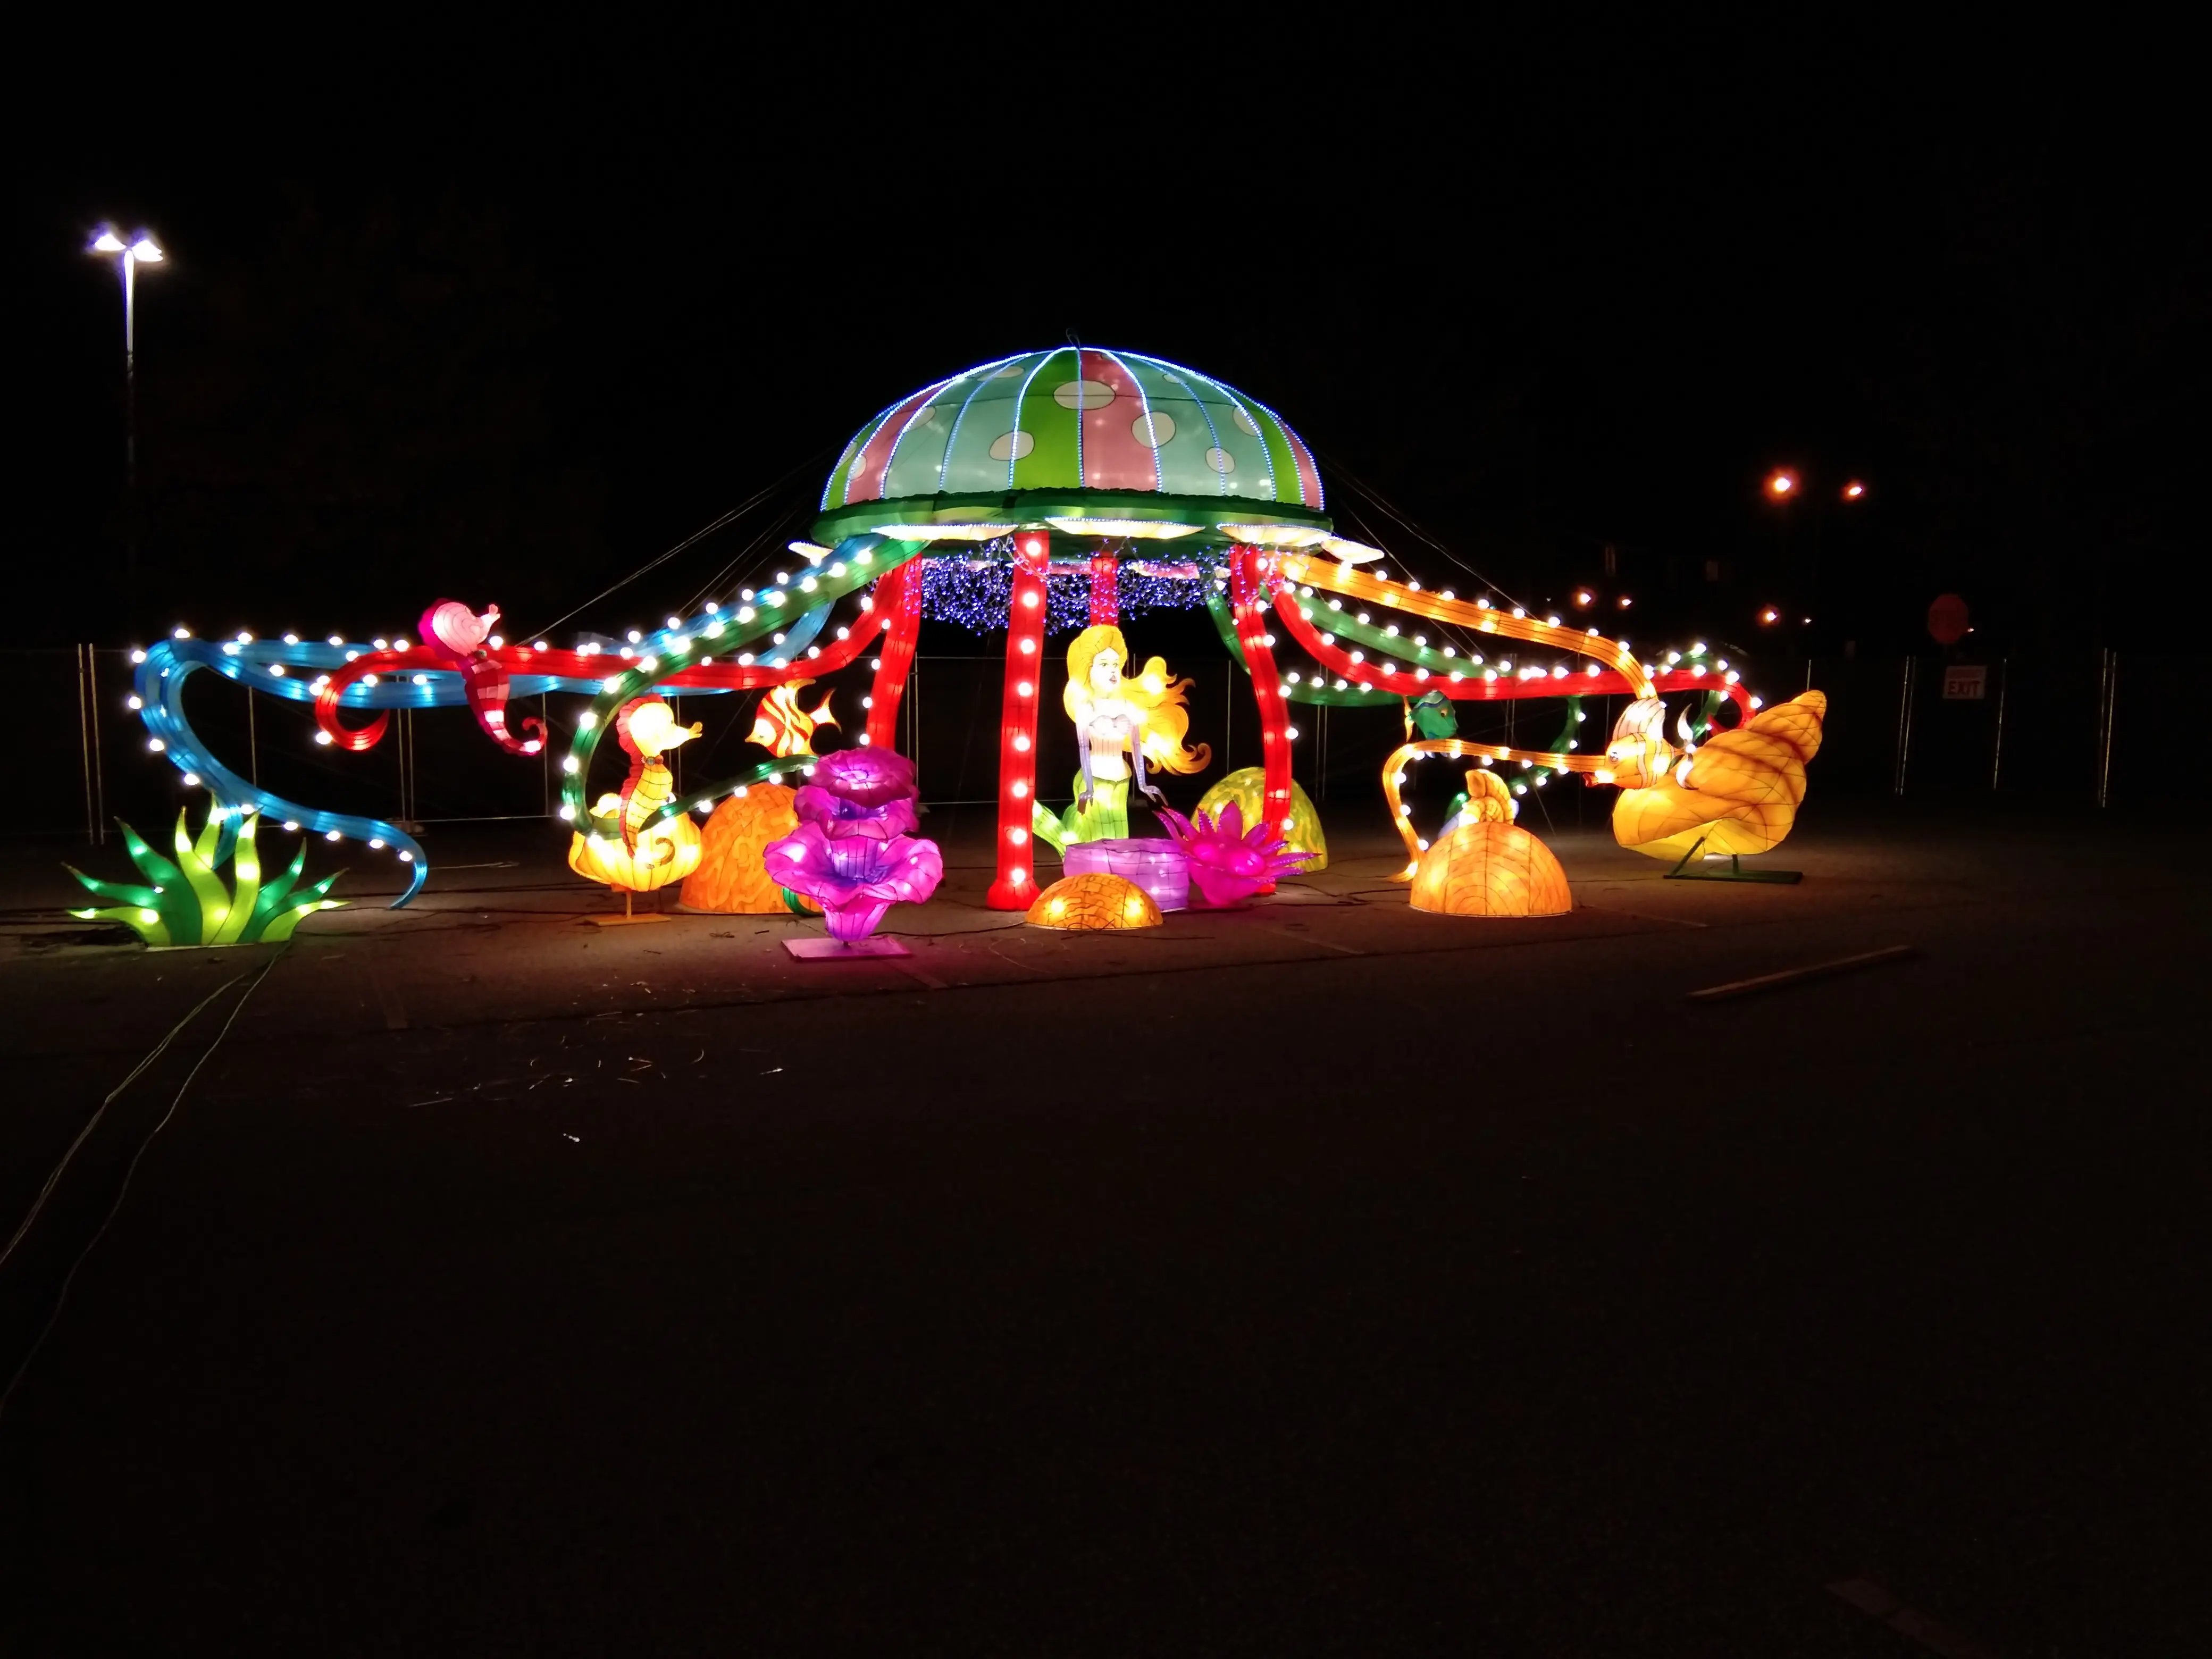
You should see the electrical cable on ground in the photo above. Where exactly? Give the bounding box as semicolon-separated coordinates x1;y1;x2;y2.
0;970;247;1278
0;946;288;1423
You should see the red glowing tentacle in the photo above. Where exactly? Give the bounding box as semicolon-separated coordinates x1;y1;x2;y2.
475;601;891;694
312;647;442;751
864;561;923;750
985;533;1050;910
1231;546;1296;890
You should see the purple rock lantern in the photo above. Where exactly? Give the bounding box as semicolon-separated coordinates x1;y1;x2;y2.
1062;837;1189;912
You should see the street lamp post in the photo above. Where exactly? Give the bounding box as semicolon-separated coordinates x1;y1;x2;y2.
88;225;164;575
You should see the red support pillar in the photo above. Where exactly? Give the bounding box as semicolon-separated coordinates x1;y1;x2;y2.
1088;551;1119;625
985;531;1051;909
1230;544;1295;854
863;557;923;751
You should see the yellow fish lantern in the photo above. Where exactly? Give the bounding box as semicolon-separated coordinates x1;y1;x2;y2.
568;697;705;894
1601;697;1678;789
748;680;837;759
1611;691;1828;861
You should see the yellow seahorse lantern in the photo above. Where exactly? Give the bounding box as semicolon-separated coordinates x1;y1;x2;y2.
567;697;706;892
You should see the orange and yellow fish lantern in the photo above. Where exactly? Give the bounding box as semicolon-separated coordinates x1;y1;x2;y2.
749;681;837;758
568;698;704;893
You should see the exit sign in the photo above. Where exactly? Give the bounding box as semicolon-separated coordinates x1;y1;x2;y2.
1943;665;1988;700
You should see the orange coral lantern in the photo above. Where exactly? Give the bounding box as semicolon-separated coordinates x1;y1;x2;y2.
680;784;810;913
1026;872;1163;931
1409;775;1572;917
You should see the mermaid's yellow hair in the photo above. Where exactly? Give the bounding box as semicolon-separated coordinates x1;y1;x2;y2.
1063;624;1212;775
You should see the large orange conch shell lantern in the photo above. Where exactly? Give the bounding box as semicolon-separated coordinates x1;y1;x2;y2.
567;698;703;893
680;783;810;912
1409;772;1573;917
1610;691;1826;860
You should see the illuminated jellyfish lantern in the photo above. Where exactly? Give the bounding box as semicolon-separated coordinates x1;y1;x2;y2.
812;345;1358;910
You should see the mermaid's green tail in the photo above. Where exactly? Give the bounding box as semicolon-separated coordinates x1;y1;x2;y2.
1032;773;1132;854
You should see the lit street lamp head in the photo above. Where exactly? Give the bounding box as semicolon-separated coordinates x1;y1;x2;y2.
88;226;163;264
1767;471;1797;498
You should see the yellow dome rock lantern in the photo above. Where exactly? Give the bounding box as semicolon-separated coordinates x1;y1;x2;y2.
1026;872;1163;931
1410;775;1572;917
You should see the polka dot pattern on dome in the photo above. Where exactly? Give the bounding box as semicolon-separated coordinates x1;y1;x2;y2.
1053;379;1116;410
820;347;1324;511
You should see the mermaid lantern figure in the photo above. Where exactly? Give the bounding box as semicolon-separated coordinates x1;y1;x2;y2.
1032;625;1210;852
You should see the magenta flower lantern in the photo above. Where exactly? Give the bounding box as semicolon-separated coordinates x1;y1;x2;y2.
765;747;941;941
1157;801;1309;909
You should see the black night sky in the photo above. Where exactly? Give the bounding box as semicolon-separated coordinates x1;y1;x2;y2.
11;47;2201;665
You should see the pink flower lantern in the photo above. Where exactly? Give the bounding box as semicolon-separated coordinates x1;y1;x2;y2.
764;750;941;942
1157;801;1310;909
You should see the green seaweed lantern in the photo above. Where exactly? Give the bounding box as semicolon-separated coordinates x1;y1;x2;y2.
66;793;346;946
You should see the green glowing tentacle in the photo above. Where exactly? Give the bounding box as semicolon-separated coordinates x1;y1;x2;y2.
1204;588;1396;707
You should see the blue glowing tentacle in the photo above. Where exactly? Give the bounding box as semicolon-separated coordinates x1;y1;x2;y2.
183;639;754;707
759;603;831;666
135;642;428;906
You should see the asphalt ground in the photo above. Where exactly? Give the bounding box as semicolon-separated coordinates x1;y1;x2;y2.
0;800;2204;1654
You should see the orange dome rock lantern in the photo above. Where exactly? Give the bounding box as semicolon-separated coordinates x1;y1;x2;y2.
680;783;820;914
1409;775;1572;917
1026;872;1163;931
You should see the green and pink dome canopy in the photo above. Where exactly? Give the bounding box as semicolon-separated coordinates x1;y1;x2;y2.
810;348;1332;546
